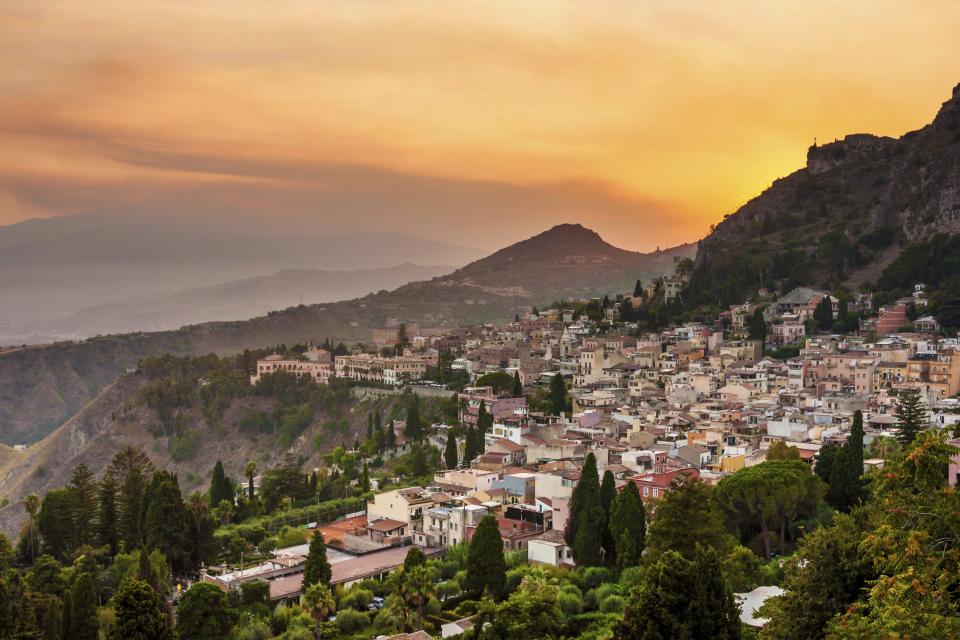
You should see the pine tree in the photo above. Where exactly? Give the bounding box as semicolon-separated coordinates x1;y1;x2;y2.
609;480;645;569
564;452;599;547
37;489;73;561
303;531;332;589
896;388;928;445
110;579;170;640
511;371;523;397
444;431;458;469
97;473;119;555
465;515;506;599
599;470;617;562
549;373;567;416
69;464;98;549
69;573;98;640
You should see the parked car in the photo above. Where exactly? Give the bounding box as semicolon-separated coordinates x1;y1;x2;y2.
368;596;385;611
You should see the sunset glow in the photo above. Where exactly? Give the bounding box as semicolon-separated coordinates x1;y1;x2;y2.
2;0;959;250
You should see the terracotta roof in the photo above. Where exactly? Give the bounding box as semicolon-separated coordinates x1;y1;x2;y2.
367;518;407;533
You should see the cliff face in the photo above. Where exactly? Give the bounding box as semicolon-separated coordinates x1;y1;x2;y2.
686;82;960;306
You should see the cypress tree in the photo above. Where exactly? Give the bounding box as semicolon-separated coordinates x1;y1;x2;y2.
386;422;397;450
462;426;477;467
564;452;600;547
827;410;866;511
550;373;567;416
361;461;370;493
97;473;119;555
511;371;523;397
896;388;928;445
599;470;617;562
405;395;423;442
444;431;458;469
69;573;98;640
748;307;767;345
209;461;231;507
144;473;192;574
610;480;646;570
814;296;834;331
573;503;605;567
634;279;643;297
302;531;332;589
689;545;741;640
465;515;506;599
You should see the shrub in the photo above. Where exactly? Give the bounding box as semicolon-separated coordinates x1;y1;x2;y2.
339;588;374;611
582;566;612;589
599;594;626;613
559;591;583;616
335;608;370;634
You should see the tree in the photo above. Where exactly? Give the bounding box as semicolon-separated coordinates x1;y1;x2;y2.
405;395;424;442
634;279;644;297
609;480;645;570
826;410;865;511
386;421;397;450
462;426;478;466
616;546;739;640
69;464;98;548
715;460;825;559
403;547;427;571
600;470;617;561
396;565;435;629
549;373;567;416
511;371;523;397
38;489;73;561
484;570;565;640
564;452;599;547
110;579;170;640
97;473;119;555
758;515;868;640
646;477;731;561
118;468;146;551
814;443;839;485
813;295;834;331
749;307;767;345
573;503;605;567
466;515;506;599
301;583;336;625
766;440;801;461
444;431;458;469
302;531;332;590
244;461;257;501
361;460;370;493
143;472;192;573
69;572;99;640
895;388;928;445
176;583;235;640
209;461;233;507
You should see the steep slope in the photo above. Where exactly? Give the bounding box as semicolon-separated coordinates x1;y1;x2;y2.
0;224;694;445
685;82;960;308
0;370;417;539
8;263;453;343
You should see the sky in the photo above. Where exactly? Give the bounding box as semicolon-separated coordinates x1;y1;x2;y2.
1;1;959;252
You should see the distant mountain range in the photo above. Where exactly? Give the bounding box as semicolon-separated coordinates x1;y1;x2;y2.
0;223;694;445
1;263;454;344
0;210;483;341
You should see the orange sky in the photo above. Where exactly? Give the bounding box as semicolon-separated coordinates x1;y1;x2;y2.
1;1;959;251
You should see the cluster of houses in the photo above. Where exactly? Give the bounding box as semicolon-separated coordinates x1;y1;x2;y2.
229;279;960;634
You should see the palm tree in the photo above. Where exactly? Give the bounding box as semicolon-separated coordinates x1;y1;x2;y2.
301;582;336;628
395;565;435;629
24;494;40;560
186;492;210;518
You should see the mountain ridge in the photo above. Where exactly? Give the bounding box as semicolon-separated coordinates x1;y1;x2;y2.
0;224;694;445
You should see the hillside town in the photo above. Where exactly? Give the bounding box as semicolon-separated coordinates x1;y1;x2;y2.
213;274;960;637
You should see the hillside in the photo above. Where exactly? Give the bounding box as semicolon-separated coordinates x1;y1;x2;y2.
0;362;428;539
684;82;960;308
0;223;694;445
8;263;453;343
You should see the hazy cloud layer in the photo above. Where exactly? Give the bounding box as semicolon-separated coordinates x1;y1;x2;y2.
2;1;959;249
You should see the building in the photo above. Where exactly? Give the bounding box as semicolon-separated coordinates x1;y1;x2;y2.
528;528;574;567
250;354;332;385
